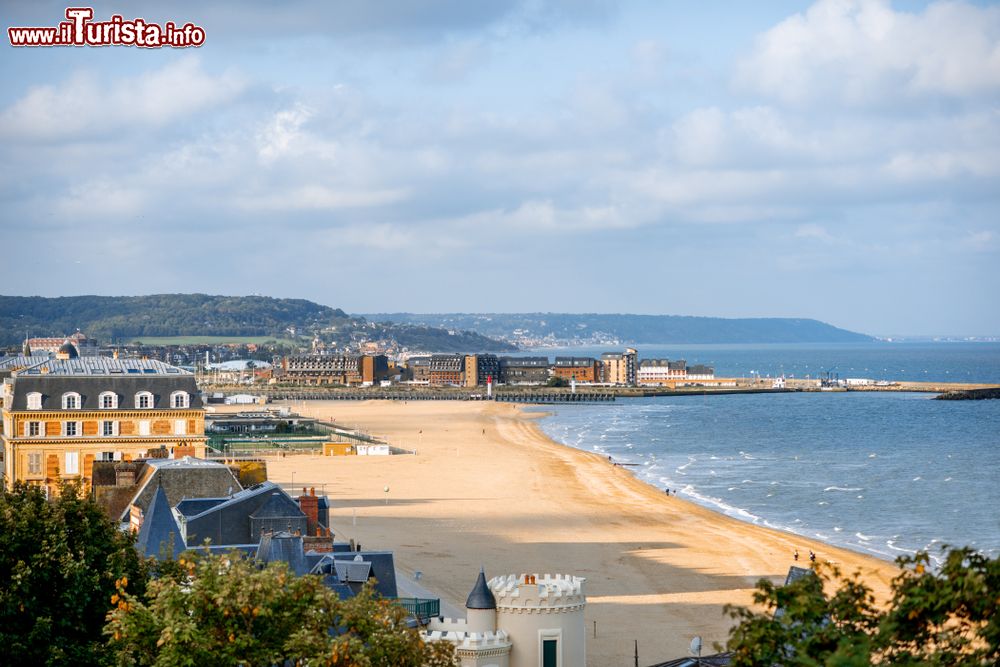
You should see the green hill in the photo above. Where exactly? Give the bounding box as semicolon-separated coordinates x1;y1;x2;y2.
361;312;874;344
0;295;515;352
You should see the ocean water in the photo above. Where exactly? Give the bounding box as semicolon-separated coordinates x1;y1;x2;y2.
528;346;1000;564
521;341;1000;384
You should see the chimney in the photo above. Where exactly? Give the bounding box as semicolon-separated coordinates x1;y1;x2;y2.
298;489;319;536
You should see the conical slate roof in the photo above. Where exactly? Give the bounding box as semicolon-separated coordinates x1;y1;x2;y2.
465;567;496;610
136;485;183;559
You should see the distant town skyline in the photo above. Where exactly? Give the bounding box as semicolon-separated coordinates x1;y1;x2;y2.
2;1;998;337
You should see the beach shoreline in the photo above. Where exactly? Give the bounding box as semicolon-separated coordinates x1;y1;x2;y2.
249;399;900;665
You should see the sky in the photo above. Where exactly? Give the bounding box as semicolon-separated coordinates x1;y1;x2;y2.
1;0;998;337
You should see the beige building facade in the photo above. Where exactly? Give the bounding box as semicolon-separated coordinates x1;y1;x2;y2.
1;357;206;497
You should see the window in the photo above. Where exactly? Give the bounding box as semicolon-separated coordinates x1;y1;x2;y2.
98;452;115;462
99;392;118;409
135;391;153;409
65;451;79;475
542;639;558;667
138;420;151;436
102;420;117;436
27;421;43;437
64;421;78;437
61;392;81;410
170;391;190;409
26;392;43;410
28;452;42;474
174;419;187;435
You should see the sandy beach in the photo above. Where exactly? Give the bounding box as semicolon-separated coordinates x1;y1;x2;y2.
247;400;899;665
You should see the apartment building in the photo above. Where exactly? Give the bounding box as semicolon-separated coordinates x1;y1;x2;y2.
1;355;206;496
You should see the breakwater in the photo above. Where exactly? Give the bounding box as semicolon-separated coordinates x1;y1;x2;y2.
200;381;998;405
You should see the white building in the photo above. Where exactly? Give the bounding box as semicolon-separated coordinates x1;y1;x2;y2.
425;569;586;667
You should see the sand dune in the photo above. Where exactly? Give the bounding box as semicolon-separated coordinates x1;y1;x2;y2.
254;400;898;665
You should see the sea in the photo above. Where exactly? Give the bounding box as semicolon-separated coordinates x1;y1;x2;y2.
523;343;1000;564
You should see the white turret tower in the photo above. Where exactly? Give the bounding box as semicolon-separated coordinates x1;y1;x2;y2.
492;573;587;667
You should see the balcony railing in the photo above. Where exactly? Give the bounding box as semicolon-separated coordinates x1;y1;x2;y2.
396;597;440;621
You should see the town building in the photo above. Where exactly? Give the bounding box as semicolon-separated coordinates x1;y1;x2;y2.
26;331;98;356
637;359;688;385
464;354;500;387
125;468;400;601
552;357;600;383
425;570;587;667
599;349;638;385
1;356;206;496
429;354;465;386
204;359;273;384
407;356;431;384
685;364;715;380
499;357;551;385
282;354;389;386
637;359;671;385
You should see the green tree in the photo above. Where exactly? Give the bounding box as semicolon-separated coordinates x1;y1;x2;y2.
726;547;1000;666
0;482;147;666
106;551;456;667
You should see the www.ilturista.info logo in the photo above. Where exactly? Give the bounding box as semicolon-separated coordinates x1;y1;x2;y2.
8;7;205;48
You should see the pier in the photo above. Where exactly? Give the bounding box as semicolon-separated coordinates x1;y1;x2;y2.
494;392;615;403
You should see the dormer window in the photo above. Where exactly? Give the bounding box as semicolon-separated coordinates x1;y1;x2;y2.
135;391;154;410
26;392;43;410
99;391;118;409
170;391;190;409
62;392;81;410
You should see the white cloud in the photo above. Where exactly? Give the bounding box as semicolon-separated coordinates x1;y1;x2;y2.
256;105;316;162
0;57;245;141
959;230;995;252
794;223;835;243
52;180;145;221
239;184;411;211
736;0;1000;106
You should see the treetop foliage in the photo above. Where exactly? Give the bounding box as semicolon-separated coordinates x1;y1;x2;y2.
726;547;1000;666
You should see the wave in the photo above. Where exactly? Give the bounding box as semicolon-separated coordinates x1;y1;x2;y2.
681;485;763;525
823;486;863;492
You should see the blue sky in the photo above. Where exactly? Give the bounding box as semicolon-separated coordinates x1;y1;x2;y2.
1;1;998;336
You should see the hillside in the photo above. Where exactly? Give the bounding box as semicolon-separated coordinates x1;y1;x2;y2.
0;295;515;352
361;312;874;345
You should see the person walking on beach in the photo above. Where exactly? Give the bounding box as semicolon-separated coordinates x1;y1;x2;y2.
809;550;816;564
793;549;799;561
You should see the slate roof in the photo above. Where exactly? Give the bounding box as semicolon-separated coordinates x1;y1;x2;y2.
180;482;306;547
118;457;241;522
175;497;227;517
311;551;398;599
16;357;189;376
8;375;202;411
333;556;373;583
499;356;550;367
257;531;310;576
136;485;184;560
554;357;597;367
465;568;496;609
0;355;50;372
